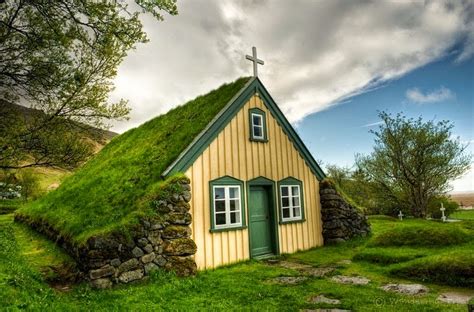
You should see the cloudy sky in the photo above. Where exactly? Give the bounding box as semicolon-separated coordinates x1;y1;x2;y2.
110;0;473;192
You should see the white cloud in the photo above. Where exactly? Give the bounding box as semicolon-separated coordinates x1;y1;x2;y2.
110;0;474;132
450;165;474;193
406;86;455;104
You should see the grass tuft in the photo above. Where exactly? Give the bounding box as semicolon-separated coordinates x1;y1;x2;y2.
390;249;474;287
353;247;425;265
369;223;471;247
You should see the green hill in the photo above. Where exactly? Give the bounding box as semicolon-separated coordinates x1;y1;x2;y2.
17;77;251;244
1;102;118;210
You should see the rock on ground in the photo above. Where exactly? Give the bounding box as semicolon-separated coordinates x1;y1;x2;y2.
380;284;428;295
302;267;335;277
118;269;144;283
302;309;351;312
267;260;334;277
309;295;341;304
437;292;473;304
331;275;370;285
271;276;308;285
270;260;313;270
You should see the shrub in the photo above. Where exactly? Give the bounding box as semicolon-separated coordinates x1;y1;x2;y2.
0;182;21;199
370;224;470;247
18;169;42;200
427;196;459;219
390;250;474;287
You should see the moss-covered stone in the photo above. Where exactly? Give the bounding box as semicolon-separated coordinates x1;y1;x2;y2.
162;225;191;239
165;256;197;277
163;238;197;256
166;212;192;225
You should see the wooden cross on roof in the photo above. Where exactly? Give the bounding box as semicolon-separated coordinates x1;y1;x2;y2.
246;47;264;77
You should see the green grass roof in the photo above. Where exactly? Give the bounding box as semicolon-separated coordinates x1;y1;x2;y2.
18;77;251;244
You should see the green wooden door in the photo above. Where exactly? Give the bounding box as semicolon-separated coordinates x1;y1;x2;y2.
249;186;272;257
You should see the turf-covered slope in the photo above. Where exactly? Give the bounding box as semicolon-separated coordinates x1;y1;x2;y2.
18;77;251;244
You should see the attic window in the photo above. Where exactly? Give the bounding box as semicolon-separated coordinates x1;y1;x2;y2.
249;108;267;142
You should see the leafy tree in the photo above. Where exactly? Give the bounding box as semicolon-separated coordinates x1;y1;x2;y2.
0;0;178;170
356;111;472;218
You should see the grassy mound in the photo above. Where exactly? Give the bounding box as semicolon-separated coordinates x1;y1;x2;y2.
390;249;474;287
369;223;471;247
353;247;425;265
18;77;250;244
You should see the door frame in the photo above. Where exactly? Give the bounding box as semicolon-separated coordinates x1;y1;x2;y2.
246;176;280;258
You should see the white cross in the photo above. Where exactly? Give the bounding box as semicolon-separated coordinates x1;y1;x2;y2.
440;203;446;222
398;210;404;220
246;46;264;77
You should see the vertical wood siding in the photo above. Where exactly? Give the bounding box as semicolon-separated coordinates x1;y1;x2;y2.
185;95;323;269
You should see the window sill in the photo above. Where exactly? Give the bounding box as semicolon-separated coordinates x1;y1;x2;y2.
279;218;306;225
249;138;268;143
209;225;248;233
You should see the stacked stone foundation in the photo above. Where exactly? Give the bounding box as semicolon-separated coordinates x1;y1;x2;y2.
319;179;370;244
15;178;197;288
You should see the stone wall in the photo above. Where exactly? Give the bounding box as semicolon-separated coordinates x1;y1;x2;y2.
15;178;197;288
319;179;370;244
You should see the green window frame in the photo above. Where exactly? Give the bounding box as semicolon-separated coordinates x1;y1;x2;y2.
209;176;247;232
249;108;268;142
277;177;306;224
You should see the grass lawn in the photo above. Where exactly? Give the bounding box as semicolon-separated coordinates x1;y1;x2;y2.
1;214;473;311
451;209;474;220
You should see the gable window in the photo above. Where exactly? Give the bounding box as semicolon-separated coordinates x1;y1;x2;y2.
210;176;247;232
249;108;267;142
278;177;305;223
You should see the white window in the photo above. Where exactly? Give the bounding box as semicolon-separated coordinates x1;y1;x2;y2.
280;185;302;221
213;185;242;229
251;113;264;140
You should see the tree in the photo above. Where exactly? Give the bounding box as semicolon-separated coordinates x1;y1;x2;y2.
356;112;472;218
325;163;378;213
0;0;178;170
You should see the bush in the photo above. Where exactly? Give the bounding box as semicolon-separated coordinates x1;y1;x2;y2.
17;169;42;200
370;224;470;247
427;196;459;219
390;250;474;287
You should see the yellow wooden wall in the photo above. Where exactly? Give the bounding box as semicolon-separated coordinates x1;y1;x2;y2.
185;94;323;269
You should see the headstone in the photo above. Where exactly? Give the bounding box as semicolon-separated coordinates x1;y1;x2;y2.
398;210;404;220
440;203;446;222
